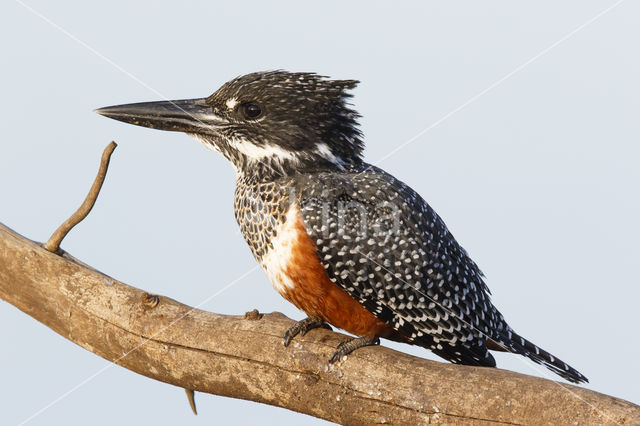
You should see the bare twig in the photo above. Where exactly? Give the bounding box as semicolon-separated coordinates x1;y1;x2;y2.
184;389;197;415
43;141;117;252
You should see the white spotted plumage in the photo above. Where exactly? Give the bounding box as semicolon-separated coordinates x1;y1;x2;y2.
291;162;588;383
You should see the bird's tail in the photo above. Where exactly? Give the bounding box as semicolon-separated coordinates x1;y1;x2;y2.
499;330;588;384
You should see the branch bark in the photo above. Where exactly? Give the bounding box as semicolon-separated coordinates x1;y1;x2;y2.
0;223;638;425
1;141;638;424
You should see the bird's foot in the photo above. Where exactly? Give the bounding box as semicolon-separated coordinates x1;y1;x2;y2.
329;336;380;363
283;316;332;347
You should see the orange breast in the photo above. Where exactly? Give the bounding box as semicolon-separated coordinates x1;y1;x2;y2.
261;205;401;340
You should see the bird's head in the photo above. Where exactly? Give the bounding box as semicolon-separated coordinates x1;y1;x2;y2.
96;71;363;179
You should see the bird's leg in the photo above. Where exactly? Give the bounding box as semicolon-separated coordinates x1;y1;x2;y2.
283;316;332;347
329;336;380;363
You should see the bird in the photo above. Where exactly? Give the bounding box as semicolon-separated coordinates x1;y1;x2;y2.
95;70;588;384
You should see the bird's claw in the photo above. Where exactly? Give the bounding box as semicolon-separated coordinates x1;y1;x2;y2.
283;316;331;347
329;336;380;363
329;348;346;364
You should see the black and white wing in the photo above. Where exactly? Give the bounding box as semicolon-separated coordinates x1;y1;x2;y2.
293;163;589;384
293;164;504;366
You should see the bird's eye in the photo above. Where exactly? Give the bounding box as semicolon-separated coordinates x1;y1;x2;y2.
242;103;262;119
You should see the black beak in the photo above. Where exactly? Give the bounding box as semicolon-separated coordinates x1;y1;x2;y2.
94;98;227;133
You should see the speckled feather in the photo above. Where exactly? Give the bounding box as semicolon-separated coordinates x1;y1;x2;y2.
234;175;291;260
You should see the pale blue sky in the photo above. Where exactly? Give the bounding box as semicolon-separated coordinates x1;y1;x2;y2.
1;1;638;424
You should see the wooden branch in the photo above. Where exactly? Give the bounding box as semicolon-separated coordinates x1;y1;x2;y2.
43;141;117;252
1;142;638;424
1;224;638;424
